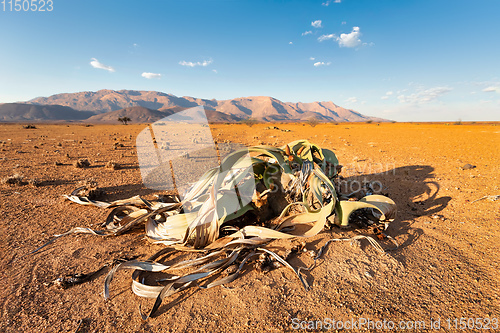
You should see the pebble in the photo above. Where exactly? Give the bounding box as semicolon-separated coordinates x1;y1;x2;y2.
461;163;476;170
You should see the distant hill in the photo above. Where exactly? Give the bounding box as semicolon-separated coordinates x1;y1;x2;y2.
24;89;388;123
86;106;174;123
86;106;243;123
29;90;197;114
0;103;95;122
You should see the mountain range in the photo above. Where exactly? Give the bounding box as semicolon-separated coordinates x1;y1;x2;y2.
0;89;388;123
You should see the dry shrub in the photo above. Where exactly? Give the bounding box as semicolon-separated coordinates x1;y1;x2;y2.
1;173;25;185
74;158;90;168
77;178;104;200
28;179;42;187
105;161;121;170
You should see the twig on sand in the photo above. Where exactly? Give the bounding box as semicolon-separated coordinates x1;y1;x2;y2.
471;195;500;203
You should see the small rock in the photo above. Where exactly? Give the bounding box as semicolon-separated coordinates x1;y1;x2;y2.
461;164;476;170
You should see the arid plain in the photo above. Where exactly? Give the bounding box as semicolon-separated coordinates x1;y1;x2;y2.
1;122;499;332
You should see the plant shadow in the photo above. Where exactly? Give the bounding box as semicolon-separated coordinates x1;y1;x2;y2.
337;164;452;263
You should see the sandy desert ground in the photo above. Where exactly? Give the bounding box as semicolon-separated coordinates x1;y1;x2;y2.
0;122;499;332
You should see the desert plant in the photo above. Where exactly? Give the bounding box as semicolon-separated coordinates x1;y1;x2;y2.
1;173;25;185
45;139;398;319
105;161;121;170
28;179;41;187
73;158;90;168
453;119;463;125
241;118;258;127
366;120;373;124
118;117;131;125
307;117;320;127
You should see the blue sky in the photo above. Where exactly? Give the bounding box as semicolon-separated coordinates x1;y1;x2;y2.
0;0;499;121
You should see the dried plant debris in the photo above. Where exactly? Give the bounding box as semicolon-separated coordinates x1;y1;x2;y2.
73;178;105;200
31;139;398;319
265;126;291;132
471;194;500;203
28;178;42;187
73;158;90;168
52;256;138;289
255;252;283;273
105;161;121;170
2;173;25;185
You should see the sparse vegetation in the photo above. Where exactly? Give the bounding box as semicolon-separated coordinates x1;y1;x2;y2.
241;118;258;127
1;173;40;186
366;120;373;124
23;124;36;129
1;173;25;185
453;119;463;125
28;178;41;187
118;116;131;125
73;158;90;168
306;117;320;127
105;160;121;170
77;178;104;200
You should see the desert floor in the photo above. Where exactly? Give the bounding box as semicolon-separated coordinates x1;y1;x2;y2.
1;122;499;332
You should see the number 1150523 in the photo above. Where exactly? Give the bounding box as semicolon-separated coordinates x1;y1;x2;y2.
2;0;53;12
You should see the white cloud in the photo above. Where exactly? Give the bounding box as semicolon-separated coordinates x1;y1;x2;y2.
309;57;316;61
302;30;313;36
337;26;362;48
141;72;162;79
311;20;322;28
179;59;213;67
212;69;218;74
319;27;365;47
90;58;115;72
322;0;341;6
345;97;358;103
341;21;346;25
313;61;331;67
398;86;452;104
483;86;500;93
318;34;336;42
381;91;394;100
289;41;293;45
